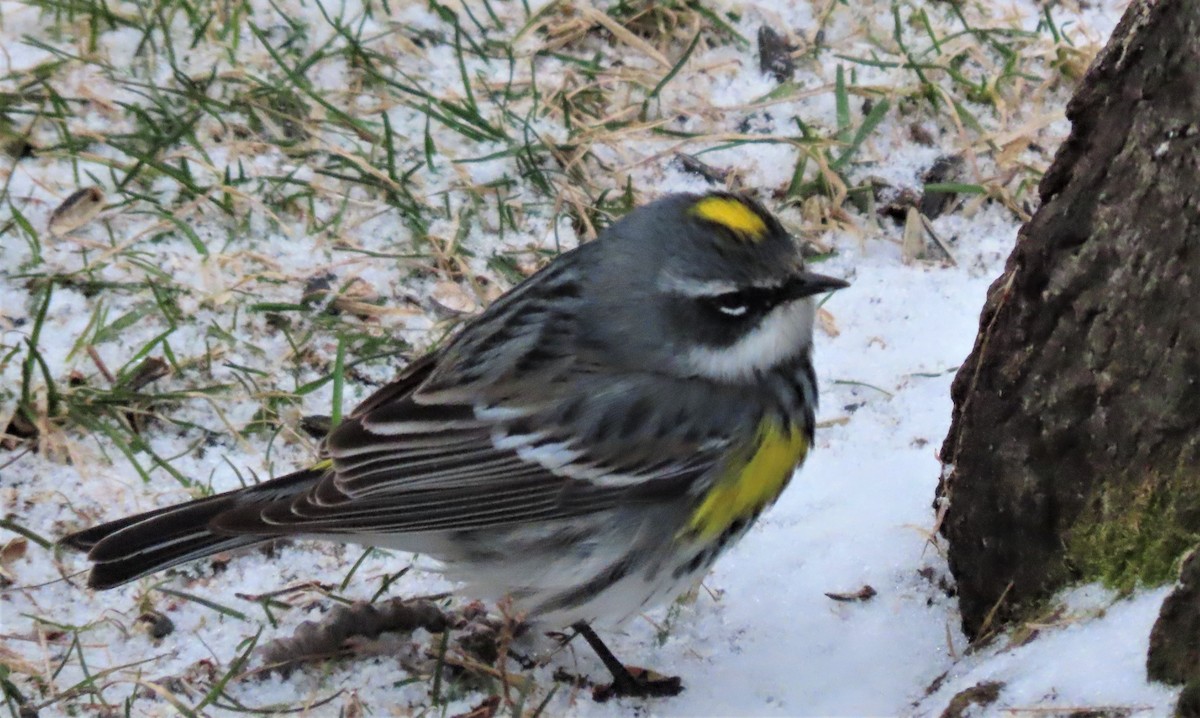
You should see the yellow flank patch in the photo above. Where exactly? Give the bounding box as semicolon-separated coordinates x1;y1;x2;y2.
311;458;334;471
691;196;768;241
686;421;808;540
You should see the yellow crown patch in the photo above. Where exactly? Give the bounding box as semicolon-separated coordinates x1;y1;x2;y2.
691;195;769;241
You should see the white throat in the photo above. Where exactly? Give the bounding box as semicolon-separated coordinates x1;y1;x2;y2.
683;299;816;381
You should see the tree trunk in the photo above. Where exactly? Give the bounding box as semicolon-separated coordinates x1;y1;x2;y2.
937;0;1200;641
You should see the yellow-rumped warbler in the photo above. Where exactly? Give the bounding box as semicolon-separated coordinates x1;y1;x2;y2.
62;191;847;698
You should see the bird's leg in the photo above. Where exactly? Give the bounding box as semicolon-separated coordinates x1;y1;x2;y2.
570;622;683;701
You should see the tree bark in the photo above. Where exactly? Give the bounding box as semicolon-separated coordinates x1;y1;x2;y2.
937;0;1200;640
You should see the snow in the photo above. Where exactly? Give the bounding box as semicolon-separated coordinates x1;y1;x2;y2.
1;0;1183;715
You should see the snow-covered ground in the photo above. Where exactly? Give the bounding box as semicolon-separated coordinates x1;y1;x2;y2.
1;0;1183;715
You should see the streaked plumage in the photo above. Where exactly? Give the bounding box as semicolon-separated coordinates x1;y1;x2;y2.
62;192;847;694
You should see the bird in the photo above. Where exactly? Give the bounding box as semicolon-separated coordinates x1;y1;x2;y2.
61;191;848;699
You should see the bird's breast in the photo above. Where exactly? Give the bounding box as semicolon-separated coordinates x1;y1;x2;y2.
682;420;809;541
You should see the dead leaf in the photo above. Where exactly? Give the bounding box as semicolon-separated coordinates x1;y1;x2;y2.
825;585;877;602
902;206;925;264
431;281;479;315
0;537;28;567
48;186;105;236
817;307;840;337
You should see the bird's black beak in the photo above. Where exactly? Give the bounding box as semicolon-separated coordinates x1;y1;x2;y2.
783;270;850;300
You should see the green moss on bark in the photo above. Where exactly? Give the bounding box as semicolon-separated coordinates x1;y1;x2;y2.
1067;468;1200;592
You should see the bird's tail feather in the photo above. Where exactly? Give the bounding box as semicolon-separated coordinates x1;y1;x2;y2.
60;468;326;589
61;494;259;589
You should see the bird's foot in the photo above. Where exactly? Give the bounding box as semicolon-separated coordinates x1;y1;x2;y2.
592;664;683;702
569;622;683;701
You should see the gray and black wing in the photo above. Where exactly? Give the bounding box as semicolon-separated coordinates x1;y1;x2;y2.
210;368;731;537
213;253;737;537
